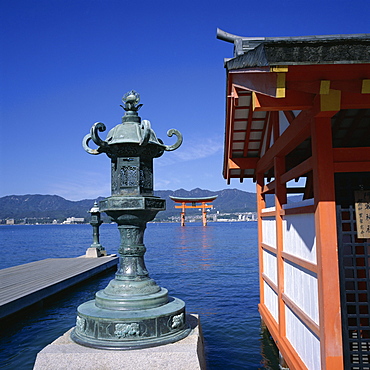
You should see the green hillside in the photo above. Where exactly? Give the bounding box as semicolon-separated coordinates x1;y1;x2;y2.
0;188;257;223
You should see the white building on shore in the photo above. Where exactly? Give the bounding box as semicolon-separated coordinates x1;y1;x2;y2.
62;217;85;224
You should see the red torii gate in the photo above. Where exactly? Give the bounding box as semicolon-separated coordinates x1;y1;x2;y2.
169;195;218;226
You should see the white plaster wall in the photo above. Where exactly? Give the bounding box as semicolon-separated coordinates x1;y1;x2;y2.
283;199;314;210
262;216;276;248
285;305;321;370
261;206;275;213
284;260;319;324
263;249;277;286
264;281;278;323
283;213;316;263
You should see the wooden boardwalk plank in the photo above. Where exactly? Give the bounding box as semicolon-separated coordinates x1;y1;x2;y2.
0;255;118;319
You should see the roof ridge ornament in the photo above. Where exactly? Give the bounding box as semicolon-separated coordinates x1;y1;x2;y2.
120;90;143;112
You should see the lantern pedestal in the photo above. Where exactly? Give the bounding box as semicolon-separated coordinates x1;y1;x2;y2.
70;297;191;350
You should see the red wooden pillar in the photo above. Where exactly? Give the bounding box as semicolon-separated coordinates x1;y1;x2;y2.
181;202;185;226
202;203;207;226
311;115;344;369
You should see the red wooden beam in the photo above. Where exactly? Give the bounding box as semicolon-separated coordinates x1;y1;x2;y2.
341;91;370;109
288;79;366;95
333;147;370;162
280;157;313;184
262;180;276;194
283;111;296;124
231;71;282;98
286;64;370;83
334;162;370;173
253;90;314;111
227;157;259;170
256;109;313;174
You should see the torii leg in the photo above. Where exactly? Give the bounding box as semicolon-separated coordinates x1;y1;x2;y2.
181;203;185;226
202;203;207;226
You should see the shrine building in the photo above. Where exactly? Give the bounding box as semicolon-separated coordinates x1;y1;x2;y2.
218;29;370;369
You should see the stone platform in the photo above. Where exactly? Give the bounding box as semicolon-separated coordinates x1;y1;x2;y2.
33;314;206;370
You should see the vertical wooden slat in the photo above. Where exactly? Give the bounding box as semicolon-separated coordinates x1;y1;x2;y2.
257;172;266;307
274;156;287;339
311;116;344;369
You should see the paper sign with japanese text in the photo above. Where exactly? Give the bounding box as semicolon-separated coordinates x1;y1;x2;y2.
355;190;370;239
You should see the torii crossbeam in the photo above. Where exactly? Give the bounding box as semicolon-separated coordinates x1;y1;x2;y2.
169;195;218;226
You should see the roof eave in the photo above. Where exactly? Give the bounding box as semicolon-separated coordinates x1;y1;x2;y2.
225;39;370;70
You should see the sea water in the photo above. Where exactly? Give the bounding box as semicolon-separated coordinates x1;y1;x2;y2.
0;222;279;369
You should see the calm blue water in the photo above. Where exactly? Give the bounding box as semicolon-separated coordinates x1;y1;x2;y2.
0;222;279;369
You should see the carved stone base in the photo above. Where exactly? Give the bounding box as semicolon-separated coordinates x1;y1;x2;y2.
70;297;191;349
34;315;205;370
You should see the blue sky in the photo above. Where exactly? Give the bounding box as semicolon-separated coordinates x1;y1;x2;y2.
1;0;369;200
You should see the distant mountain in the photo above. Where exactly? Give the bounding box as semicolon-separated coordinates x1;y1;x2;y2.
0;188;257;222
0;194;106;221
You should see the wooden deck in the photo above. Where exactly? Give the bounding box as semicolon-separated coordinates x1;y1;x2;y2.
0;255;118;319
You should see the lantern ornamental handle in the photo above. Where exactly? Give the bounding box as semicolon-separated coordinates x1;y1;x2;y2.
163;129;183;151
82;122;108;155
91;122;108;148
82;134;99;155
